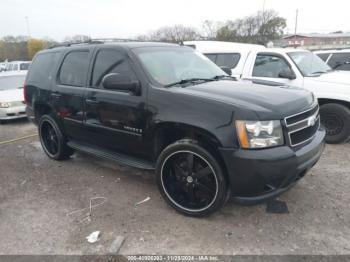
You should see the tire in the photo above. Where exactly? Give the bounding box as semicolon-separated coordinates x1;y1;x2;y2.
156;139;228;217
320;103;350;144
0;120;4;125
38;114;74;160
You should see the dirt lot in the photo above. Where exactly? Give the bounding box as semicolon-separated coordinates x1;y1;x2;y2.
0;119;349;255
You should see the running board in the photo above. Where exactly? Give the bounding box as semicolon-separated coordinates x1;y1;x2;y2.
67;141;155;170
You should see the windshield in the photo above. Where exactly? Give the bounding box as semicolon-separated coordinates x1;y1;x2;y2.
0;75;25;91
134;47;226;86
288;51;332;76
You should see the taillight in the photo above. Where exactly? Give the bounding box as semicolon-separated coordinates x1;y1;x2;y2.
23;81;28;105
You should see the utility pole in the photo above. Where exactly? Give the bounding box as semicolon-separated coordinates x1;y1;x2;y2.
262;0;266;23
262;0;266;14
294;9;299;48
25;16;31;38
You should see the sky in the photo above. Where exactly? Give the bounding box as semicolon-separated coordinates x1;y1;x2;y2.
1;0;349;41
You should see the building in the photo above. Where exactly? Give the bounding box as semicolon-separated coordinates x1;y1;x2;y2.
277;33;350;50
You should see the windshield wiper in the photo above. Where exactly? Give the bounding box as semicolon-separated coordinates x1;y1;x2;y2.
212;75;237;81
310;71;327;75
165;78;214;87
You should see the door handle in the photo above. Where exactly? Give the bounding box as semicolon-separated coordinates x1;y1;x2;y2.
85;98;99;104
51;92;61;99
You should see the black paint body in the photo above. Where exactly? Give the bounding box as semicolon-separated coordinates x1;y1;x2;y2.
25;42;325;202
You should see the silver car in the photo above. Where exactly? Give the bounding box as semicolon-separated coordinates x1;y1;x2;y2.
0;75;27;123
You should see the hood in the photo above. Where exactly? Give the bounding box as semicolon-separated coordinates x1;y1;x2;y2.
310;70;350;85
174;80;314;119
0;88;24;102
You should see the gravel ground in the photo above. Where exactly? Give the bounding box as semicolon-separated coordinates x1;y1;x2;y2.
0;119;349;255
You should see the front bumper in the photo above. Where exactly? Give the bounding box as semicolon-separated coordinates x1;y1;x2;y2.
219;128;326;205
0;106;27;120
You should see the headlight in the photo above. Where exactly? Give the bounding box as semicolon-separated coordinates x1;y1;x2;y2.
0;102;10;108
235;120;284;149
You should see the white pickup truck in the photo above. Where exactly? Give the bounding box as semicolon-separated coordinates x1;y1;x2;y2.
185;41;350;144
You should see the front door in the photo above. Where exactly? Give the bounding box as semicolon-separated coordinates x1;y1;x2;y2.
84;48;148;157
248;52;303;87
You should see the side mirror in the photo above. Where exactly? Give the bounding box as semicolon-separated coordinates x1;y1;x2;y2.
102;73;141;95
220;66;232;76
278;69;296;80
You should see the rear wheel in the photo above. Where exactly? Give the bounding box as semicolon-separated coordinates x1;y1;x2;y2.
156;139;228;217
320;103;350;144
38;114;74;160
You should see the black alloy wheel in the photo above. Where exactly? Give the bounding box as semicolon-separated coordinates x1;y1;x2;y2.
38;114;74;160
41;121;59;156
156;139;227;217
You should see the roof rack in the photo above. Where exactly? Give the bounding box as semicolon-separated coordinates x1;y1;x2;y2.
48;38;141;49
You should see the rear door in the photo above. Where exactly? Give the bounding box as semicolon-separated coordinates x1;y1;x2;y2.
83;47;148;157
52;49;92;141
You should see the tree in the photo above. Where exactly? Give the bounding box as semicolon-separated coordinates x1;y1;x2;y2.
201;20;222;40
27;39;46;59
63;35;91;43
0;35;29;61
216;9;286;44
137;25;201;42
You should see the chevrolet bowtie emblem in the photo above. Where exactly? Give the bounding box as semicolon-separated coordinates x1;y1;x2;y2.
308;115;317;127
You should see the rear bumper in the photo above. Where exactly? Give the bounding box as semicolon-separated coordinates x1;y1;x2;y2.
0;106;27;120
25;106;36;124
219;128;326;205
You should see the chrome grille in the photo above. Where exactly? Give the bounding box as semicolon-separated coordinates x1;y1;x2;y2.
285;105;320;147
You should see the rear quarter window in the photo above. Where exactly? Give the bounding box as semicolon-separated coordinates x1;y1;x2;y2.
27;52;60;86
204;53;241;69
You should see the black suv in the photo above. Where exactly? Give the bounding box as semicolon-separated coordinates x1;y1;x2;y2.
25;41;325;216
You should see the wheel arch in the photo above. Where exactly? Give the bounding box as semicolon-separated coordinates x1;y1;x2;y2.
152;122;223;158
151;122;231;185
33;102;55;122
318;98;350;109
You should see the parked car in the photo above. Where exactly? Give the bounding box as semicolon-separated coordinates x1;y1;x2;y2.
0;62;7;72
314;49;350;71
25;41;325;216
0;74;27;123
1;61;31;76
186;41;350;144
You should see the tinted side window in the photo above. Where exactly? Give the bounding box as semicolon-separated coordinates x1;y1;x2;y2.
59;51;89;87
20;62;30;70
253;54;291;78
27;52;60;85
328;53;350;70
91;49;137;88
216;53;240;69
317;53;330;62
205;54;217;63
13;64;18;71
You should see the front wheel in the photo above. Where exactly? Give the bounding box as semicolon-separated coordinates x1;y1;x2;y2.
156;139;228;217
320;103;350;144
